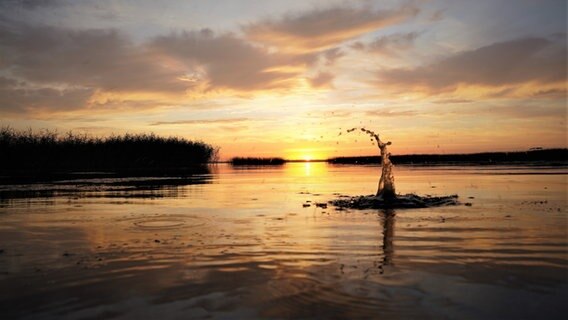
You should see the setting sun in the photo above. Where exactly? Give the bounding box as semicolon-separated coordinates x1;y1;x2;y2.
0;1;566;319
0;1;564;160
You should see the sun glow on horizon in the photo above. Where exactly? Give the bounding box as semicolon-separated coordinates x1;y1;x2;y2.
0;1;565;158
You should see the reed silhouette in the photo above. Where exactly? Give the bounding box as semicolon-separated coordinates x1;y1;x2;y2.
0;127;218;174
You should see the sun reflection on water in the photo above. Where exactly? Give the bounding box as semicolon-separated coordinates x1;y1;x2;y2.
304;162;311;176
283;161;328;177
0;164;566;319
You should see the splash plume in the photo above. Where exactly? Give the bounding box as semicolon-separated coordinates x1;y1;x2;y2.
333;127;459;209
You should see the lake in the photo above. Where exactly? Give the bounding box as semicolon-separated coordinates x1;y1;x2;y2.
0;163;566;319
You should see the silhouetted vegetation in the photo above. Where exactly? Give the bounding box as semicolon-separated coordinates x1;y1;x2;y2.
328;149;568;165
230;157;285;166
0;127;219;175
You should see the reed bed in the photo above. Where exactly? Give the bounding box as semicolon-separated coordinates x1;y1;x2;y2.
0;127;218;173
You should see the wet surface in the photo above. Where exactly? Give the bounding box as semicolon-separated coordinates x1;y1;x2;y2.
0;163;566;319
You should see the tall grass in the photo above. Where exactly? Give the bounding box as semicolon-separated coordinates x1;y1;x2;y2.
0;127;219;173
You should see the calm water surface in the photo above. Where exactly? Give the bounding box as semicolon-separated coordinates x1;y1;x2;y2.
0;163;566;319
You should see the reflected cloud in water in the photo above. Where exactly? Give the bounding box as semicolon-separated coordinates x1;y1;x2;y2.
0;163;566;319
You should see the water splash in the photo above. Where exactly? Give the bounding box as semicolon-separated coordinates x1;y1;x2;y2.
333;127;459;209
347;128;396;200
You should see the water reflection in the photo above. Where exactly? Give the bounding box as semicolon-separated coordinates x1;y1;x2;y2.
286;161;328;177
0;163;566;319
381;209;395;268
0;169;212;206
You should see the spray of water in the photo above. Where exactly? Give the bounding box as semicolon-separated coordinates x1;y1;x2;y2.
346;127;396;200
333;127;459;209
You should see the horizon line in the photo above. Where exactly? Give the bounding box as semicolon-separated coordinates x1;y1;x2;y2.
219;147;567;163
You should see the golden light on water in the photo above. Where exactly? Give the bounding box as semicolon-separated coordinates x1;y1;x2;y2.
304;162;312;176
0;1;566;319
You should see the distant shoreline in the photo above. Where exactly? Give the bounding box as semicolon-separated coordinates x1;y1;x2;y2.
218;148;568;166
326;148;568;166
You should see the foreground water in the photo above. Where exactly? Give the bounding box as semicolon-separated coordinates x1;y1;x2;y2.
0;163;566;319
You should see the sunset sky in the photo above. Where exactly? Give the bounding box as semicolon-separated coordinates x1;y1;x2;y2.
0;0;566;160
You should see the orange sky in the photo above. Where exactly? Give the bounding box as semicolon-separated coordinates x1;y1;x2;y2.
0;0;566;160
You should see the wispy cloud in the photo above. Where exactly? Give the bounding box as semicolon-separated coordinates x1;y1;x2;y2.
0;24;189;93
0;3;424;116
431;98;473;104
376;37;567;94
429;9;445;22
437;102;567;120
0;24;312;115
308;71;335;89
244;5;419;52
352;32;421;56
150;118;252;126
0;76;94;114
365;108;418;117
321;47;344;66
150;29;314;92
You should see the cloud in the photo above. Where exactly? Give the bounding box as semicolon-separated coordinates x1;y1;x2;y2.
0;0;63;10
319;109;353;118
429;9;444;22
0;23;317;115
244;5;419;52
440;103;567;120
365;108;418;117
487;104;566;119
0;76;93;114
352;32;420;56
0;24;190;93
321;47;344;66
150;118;251;126
308;71;335;88
150;29;312;91
306;107;417;119
0;4;422;117
431;98;473;104
377;37;567;93
531;88;567;98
